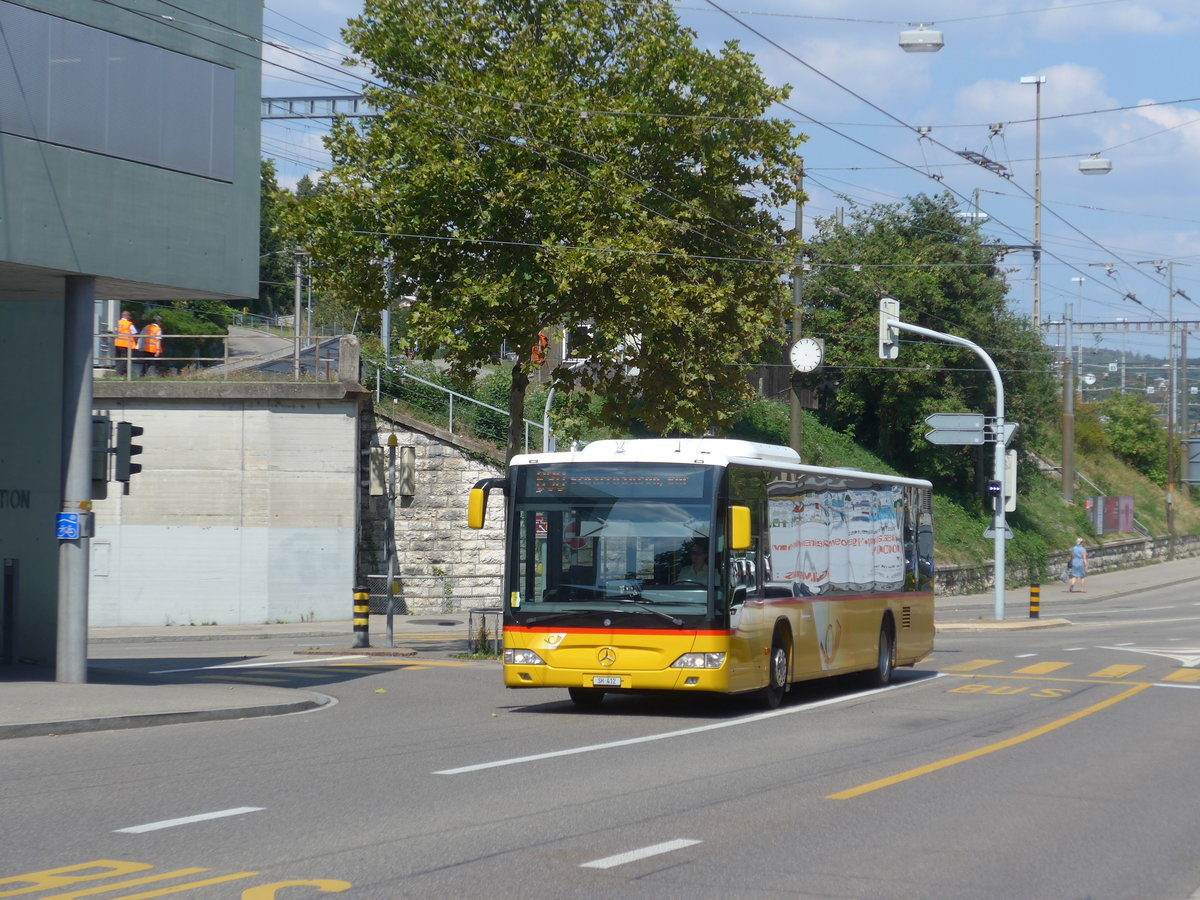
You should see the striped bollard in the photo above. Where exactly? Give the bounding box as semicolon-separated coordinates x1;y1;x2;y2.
353;586;371;648
1029;582;1040;619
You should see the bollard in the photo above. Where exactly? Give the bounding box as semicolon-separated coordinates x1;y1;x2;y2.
1029;582;1040;619
353;585;371;648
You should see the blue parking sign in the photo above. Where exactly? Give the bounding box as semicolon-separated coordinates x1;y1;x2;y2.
56;513;80;540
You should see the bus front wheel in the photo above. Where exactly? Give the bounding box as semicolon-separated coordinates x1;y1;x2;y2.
568;687;605;709
761;635;788;709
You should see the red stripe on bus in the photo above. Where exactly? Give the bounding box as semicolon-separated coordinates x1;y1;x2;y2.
505;626;733;637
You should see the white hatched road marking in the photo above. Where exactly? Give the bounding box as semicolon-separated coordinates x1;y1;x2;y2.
116;807;264;834
581;839;702;869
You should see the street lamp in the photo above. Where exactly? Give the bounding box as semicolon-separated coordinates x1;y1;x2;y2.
1021;75;1046;330
1079;154;1113;175
899;24;944;52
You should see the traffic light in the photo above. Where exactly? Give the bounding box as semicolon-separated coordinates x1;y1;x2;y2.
91;415;111;500
114;421;144;482
878;297;900;359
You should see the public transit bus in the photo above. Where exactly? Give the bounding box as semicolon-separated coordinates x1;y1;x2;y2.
467;438;935;708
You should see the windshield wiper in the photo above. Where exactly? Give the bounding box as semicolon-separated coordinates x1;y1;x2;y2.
522;609;602;625
613;596;684;627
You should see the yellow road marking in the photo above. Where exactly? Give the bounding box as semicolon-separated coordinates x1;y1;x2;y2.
1088;664;1145;678
1162;668;1200;683
330;660;473;668
1012;661;1071;675
827;683;1150;800
940;659;1002;672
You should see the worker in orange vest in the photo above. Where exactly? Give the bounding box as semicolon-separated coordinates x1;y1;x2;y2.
114;310;138;376
140;315;163;375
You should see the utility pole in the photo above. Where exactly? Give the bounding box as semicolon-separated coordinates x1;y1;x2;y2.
1022;75;1046;329
1062;304;1074;504
789;160;805;456
293;249;305;381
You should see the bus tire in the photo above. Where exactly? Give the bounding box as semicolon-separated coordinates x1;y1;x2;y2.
568;687;605;708
867;618;896;688
761;631;789;709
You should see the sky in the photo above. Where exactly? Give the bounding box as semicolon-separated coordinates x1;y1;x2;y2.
258;0;1200;363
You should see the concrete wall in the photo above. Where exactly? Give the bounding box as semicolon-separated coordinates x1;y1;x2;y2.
359;407;506;614
92;382;364;625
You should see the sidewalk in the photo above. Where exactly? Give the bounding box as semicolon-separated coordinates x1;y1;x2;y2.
2;557;1196;740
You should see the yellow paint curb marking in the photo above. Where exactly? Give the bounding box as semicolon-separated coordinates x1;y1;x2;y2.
827;683;1150;800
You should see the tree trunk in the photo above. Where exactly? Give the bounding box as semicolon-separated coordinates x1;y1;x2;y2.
507;366;530;463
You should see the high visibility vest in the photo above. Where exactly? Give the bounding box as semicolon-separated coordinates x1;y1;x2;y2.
115;318;137;350
143;323;163;355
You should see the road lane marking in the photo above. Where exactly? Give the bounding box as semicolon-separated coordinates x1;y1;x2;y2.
150;657;364;674
580;839;701;869
435;678;936;775
1099;646;1200;667
1088;664;1145;678
941;659;1002;672
1012;661;1071;675
827;683;1150;800
1161;669;1200;683
115;808;264;834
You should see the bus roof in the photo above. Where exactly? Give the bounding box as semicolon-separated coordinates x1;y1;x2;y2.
510;438;931;488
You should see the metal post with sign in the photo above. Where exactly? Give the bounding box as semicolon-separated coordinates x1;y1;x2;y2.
883;298;1010;620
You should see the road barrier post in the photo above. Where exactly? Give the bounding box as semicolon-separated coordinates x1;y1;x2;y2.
1029;582;1040;619
353;586;370;648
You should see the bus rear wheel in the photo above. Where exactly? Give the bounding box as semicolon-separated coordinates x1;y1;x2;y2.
867;620;895;688
761;636;788;709
568;687;605;709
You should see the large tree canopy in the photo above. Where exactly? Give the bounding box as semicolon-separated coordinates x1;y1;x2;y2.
802;194;1056;499
293;0;804;457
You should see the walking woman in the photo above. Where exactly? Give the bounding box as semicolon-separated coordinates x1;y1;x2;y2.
1068;538;1088;592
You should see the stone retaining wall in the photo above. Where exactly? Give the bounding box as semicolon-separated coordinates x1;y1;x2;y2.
936;533;1200;596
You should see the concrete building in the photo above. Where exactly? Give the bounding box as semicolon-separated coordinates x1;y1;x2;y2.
0;1;262;671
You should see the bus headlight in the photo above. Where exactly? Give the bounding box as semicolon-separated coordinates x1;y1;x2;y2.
671;652;726;669
504;648;546;665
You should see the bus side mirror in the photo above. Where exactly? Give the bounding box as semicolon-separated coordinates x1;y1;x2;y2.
467;477;508;529
468;488;486;529
730;505;751;550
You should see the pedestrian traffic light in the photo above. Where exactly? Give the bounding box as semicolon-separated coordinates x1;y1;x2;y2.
115;421;144;482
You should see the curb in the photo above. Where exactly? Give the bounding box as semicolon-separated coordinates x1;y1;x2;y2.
293;647;420;658
89;631;348;645
0;693;334;741
936;617;1071;633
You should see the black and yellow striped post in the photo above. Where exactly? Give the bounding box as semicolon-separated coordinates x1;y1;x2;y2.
353;585;371;648
1029;581;1041;619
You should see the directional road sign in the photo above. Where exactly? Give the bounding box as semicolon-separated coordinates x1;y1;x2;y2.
924;412;986;445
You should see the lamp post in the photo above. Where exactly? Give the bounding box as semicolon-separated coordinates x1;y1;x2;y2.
1021;76;1046;330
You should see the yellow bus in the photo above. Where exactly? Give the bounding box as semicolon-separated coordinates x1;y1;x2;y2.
468;438;934;708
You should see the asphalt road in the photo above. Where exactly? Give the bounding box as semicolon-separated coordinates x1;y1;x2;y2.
3;582;1198;899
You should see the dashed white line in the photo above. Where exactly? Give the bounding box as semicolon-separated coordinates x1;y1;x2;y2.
150;656;365;674
116;807;264;834
581;839;702;869
435;677;937;775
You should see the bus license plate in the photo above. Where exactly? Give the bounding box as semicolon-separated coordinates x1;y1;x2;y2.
592;676;622;687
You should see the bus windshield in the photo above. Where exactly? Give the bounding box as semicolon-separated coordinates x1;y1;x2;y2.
506;462;718;625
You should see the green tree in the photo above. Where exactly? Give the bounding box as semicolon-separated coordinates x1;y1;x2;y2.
259;160;295;318
1097;391;1167;484
802;194;1056;499
292;0;804;459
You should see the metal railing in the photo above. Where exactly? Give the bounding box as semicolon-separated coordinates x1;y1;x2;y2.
94;331;342;382
369;363;545;453
366;573;500;615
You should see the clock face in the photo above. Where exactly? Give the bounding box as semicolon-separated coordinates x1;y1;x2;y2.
789;338;824;373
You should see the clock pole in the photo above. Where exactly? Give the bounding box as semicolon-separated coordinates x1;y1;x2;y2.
789;160;805;456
